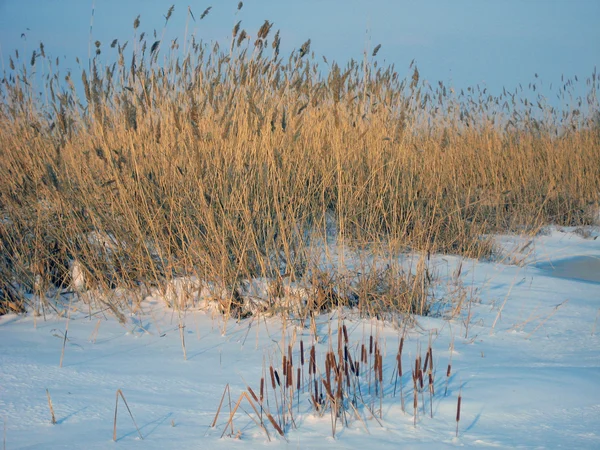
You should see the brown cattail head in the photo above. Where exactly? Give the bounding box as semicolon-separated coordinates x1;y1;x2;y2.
323;379;333;398
369;335;374;355
288;344;293;367
330;352;338;372
282;355;287;377
274;369;281;387
355;361;360;376
397;353;403;376
424;351;430;373
287;361;293;387
342;324;349;344
428;347;434;372
456;392;462;422
297;367;301;390
260;377;265;401
248;386;259;403
447;363;452;377
378;354;383;383
300;340;305;366
270;366;276;389
361;344;367;363
310;345;316;375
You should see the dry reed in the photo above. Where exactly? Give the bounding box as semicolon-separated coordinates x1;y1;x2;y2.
0;6;598;319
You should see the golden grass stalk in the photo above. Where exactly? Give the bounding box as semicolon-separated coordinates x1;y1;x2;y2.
45;389;56;425
113;389;143;441
211;384;231;428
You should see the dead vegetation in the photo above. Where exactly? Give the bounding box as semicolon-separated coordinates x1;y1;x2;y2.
0;6;598;318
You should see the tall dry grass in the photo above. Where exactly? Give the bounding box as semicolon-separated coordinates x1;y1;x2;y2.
0;8;598;316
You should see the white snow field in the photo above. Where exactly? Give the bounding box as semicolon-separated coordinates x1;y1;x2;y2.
1;228;599;449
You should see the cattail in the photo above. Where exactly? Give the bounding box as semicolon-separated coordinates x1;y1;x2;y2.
325;354;332;387
282;355;287;378
428;346;434;373
274;370;281;387
456;390;462;437
310;346;316;375
297;367;301;391
342;324;349;344
300;340;305;366
397;353;402;377
260;377;265;402
270;366;277;390
355;361;360;376
369;335;374;355
247;386;259;403
287;361;293;388
361;344;367;364
288;344;293;368
378;354;383;384
445;362;452;396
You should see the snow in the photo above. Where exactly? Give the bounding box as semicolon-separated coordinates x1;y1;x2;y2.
1;227;599;449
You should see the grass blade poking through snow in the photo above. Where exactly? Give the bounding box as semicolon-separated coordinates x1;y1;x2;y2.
45;389;56;425
113;389;143;441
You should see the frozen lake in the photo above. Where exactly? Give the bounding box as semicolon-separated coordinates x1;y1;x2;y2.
535;255;600;284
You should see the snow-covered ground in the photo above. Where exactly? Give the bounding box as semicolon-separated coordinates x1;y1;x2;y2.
1;227;599;449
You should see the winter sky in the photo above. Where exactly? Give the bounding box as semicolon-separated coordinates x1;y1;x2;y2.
0;0;599;99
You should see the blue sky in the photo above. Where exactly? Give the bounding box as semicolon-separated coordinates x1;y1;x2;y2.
0;0;598;100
